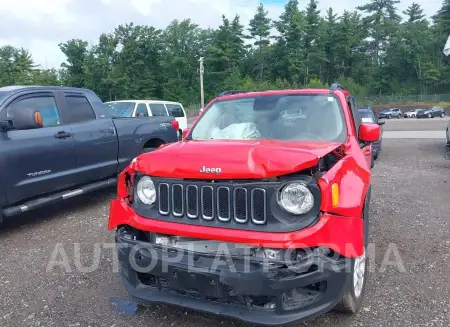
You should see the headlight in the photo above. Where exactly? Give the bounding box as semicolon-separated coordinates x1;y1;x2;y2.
136;176;156;205
277;182;314;215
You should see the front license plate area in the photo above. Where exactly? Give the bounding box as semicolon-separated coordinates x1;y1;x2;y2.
170;268;223;298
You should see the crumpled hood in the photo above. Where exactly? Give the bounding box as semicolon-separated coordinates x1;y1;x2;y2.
133;139;343;179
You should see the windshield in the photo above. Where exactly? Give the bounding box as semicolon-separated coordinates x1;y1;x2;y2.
190;94;347;142
105;102;136;117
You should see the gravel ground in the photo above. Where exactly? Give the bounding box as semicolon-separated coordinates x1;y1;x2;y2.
1;138;450;326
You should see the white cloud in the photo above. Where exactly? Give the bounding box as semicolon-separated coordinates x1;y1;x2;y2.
0;0;442;69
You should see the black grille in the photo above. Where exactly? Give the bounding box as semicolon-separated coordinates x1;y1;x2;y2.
172;184;183;217
157;183;267;225
158;183;169;214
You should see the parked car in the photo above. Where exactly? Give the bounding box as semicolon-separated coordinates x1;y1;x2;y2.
0;86;180;222
404;108;422;118
416;106;445;118
378;108;402;119
108;83;381;325
105;100;188;130
358;107;384;160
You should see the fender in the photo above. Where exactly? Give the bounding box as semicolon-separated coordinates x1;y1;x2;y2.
318;154;370;219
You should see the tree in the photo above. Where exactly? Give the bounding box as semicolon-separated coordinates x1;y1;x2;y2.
248;3;272;80
59;39;89;87
2;0;450;100
273;0;306;84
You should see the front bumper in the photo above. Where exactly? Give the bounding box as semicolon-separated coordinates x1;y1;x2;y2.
108;199;364;257
116;228;352;325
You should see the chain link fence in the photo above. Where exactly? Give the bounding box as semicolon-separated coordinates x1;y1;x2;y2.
356;94;450;107
185;94;450;118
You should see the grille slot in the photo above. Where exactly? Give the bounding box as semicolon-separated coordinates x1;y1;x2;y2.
251;188;266;224
217;186;231;222
158;183;170;215
186;185;199;218
156;182;267;225
172;184;184;217
201;186;214;220
234;187;248;223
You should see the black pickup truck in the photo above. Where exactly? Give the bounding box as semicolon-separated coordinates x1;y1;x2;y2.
0;86;179;222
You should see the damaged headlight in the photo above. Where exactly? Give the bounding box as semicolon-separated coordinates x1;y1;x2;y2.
136;176;156;205
277;182;314;215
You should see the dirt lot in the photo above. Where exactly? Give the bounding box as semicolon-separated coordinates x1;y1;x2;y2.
1;121;449;327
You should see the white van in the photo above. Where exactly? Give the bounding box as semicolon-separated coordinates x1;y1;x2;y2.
105;100;188;130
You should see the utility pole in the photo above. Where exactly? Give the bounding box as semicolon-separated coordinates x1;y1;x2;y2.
199;57;204;109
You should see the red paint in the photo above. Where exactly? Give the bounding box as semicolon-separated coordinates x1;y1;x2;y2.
108;199;364;257
359;123;381;143
133;139;342;179
109;88;374;258
170;120;179;131
182;128;190;138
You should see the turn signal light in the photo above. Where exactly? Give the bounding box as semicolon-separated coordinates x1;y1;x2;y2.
170;120;179;131
331;183;339;207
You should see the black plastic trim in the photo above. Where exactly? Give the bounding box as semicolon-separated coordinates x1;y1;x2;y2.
132;174;321;233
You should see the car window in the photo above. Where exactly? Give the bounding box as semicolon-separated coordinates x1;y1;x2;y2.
8;95;61;127
149;103;168;116
166;103;185;117
358;110;376;123
65;95;96;123
191;94;347;142
135;103;149;117
106;102;135;117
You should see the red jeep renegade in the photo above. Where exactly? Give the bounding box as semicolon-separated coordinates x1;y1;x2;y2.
108;84;381;325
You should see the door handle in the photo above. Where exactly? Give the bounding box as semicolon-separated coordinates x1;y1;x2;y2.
54;131;72;139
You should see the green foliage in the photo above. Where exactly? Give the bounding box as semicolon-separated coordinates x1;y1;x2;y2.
1;0;450;107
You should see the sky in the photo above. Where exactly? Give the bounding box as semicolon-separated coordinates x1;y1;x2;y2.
0;0;444;69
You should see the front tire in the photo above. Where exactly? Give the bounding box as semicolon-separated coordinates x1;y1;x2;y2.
335;187;370;314
428;113;432;118
441;113;445;118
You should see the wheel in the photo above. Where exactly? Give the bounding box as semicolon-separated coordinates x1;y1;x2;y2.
335;188;370;314
428;113;432;118
388;115;391;119
397;114;401;119
441;112;445;118
412;114;416;118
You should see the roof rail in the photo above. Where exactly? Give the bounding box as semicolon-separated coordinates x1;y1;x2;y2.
330;83;345;91
218;90;248;97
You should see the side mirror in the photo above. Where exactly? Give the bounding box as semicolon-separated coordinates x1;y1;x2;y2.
378;119;385;125
10;108;44;130
182;128;191;139
0;120;13;131
359;123;380;143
